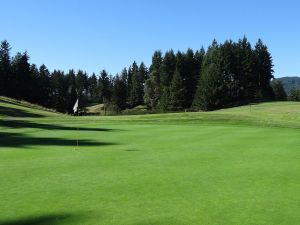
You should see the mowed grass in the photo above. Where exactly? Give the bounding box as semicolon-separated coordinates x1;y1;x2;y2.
0;98;300;225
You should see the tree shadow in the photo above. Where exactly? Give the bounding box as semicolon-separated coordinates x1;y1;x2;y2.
0;105;45;118
0;120;122;132
124;149;141;152
0;213;79;225
0;132;118;149
131;218;185;225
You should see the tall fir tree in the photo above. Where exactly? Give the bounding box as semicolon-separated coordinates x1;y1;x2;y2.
169;69;185;111
98;69;112;104
254;39;274;98
0;40;11;96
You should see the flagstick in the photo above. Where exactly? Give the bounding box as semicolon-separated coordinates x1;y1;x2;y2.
73;98;79;150
76;110;79;150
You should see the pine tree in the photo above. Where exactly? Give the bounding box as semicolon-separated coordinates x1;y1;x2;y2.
160;50;176;87
144;70;161;109
288;87;300;101
50;70;68;112
193;41;226;110
0;40;11;96
271;80;287;101
38;64;51;106
254;39;274;98
98;70;112;104
88;73;99;103
112;74;127;110
149;51;162;73
169;69;185;111
183;48;198;108
11;52;32;100
127;61;139;103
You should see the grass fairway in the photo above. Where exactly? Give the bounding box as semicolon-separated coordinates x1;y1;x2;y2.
0;99;300;225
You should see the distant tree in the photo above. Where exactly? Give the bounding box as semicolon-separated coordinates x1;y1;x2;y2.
98;70;112;104
149;50;162;73
29;64;40;102
253;39;274;98
11;52;32;100
37;64;51;106
130;62;147;106
193;41;226;110
0;40;11;96
50;70;68;112
169;69;185;110
287;87;300;101
144;51;163;109
127;61;138;103
144;70;161;109
87;73;99;103
160;50;176;87
182;48;198;108
271;80;287;101
112;74;127;110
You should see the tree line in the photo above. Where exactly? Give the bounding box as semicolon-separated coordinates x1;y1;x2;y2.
0;37;288;114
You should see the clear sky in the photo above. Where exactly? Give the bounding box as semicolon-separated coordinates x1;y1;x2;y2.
0;0;299;77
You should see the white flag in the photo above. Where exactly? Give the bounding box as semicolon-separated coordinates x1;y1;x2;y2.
73;99;79;113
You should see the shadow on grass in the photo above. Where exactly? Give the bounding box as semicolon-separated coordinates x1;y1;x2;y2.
0;120;121;132
0;213;79;225
0;105;45;118
132;218;185;225
0;132;117;149
124;149;141;152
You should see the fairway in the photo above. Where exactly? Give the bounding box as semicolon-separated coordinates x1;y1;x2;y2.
1;100;300;225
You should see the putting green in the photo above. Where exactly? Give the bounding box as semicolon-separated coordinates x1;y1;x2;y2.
0;99;299;225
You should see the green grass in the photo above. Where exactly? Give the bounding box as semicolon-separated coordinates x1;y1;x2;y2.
0;98;300;225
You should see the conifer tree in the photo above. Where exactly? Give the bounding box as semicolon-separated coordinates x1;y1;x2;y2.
98;70;112;104
0;40;11;96
271;80;287;101
169;69;185;110
112;74;127;110
254;39;274;98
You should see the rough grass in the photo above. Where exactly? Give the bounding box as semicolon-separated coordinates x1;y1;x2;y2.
0;99;300;225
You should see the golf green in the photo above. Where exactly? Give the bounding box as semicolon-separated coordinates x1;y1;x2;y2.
0;99;299;225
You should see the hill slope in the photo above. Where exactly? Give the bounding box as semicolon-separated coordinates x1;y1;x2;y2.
1;97;300;128
0;96;60;118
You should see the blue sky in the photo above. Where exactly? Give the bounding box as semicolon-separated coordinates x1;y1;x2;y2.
0;0;299;77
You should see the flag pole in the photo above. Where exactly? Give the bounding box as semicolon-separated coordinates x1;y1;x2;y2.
76;109;79;150
73;98;79;150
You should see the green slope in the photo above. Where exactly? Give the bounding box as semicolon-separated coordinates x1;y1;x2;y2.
0;96;60;118
0;99;299;225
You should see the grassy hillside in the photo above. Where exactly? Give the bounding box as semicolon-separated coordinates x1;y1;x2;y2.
0;99;299;225
0;96;60;118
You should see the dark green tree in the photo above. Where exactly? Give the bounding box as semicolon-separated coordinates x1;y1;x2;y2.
0;40;11;96
287;87;300;101
169;69;185;110
144;70;161;109
98;70;112;103
37;64;51;106
50;70;68;112
130;62;147;107
160;50;176;87
87;73;99;103
271;80;287;101
11;52;32;100
254;39;274;98
112;74;127;110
